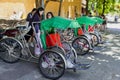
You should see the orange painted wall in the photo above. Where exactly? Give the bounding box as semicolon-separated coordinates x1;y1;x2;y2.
45;0;82;19
0;0;82;19
45;1;60;17
0;0;35;19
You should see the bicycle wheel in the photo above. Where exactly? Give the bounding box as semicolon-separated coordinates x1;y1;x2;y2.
94;31;103;44
61;29;74;41
89;33;99;46
62;41;77;63
0;37;22;63
72;37;90;55
39;50;66;80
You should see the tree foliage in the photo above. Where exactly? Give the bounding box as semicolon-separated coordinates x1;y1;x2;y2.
88;0;120;15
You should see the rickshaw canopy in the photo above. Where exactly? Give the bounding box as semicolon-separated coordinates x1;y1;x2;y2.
41;16;80;31
76;16;97;26
91;17;104;24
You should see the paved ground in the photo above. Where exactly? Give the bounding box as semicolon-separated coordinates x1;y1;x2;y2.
0;22;120;80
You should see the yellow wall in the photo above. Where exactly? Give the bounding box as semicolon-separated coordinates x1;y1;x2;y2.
0;0;35;19
0;0;82;19
45;1;60;17
45;0;82;19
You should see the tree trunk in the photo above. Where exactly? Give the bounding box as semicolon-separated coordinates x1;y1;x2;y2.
44;0;49;8
35;0;42;8
102;0;106;15
86;0;89;15
58;0;62;16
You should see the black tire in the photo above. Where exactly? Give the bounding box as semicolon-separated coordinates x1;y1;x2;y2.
89;33;99;46
39;50;66;80
0;37;22;63
72;37;90;55
98;34;102;44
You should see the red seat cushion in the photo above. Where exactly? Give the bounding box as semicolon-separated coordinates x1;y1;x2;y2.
78;28;84;35
46;33;62;47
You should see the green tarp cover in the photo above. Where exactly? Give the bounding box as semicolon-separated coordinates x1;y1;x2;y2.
91;17;104;24
76;16;97;26
76;16;97;31
69;20;80;28
41;16;80;30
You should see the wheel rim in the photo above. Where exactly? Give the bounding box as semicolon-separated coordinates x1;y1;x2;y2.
0;38;21;63
91;34;98;46
39;51;65;79
72;38;89;55
62;29;74;41
62;42;76;63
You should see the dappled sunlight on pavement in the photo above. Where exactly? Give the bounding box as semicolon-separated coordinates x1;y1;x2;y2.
0;22;120;80
74;23;120;80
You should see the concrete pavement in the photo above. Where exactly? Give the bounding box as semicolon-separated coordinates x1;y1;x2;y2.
0;22;120;80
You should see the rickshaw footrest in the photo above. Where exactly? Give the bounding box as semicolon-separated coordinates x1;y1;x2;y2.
74;63;91;70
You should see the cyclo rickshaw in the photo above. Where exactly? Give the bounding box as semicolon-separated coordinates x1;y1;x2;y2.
0;16;91;80
72;16;104;55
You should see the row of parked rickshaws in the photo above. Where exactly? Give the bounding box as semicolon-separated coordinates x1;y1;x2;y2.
0;16;104;79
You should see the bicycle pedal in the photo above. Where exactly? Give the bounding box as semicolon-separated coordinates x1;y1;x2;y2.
74;63;91;70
